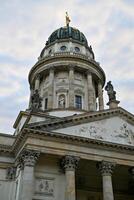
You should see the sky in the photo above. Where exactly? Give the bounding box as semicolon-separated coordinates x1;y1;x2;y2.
0;0;134;134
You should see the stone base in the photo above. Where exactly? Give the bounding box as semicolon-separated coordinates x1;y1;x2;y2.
107;100;120;109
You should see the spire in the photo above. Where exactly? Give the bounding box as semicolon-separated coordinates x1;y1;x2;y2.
66;12;71;26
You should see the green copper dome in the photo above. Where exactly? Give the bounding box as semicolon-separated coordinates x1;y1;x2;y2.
46;26;88;46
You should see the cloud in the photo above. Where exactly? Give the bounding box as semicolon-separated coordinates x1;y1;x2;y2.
0;0;133;134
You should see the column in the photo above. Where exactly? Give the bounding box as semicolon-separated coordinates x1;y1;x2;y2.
48;68;54;109
128;167;134;193
61;155;80;200
35;74;40;90
97;161;116;200
69;66;74;108
87;72;95;111
19;150;40;200
98;81;104;110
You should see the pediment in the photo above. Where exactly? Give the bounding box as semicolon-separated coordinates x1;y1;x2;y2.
54;116;134;146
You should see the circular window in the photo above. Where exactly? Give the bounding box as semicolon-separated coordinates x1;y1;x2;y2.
75;47;80;52
60;46;67;51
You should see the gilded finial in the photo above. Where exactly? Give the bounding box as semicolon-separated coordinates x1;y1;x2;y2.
66;12;71;26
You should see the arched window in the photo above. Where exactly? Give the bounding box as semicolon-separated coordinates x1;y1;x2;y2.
58;94;66;108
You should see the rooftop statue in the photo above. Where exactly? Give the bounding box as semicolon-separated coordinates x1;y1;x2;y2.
105;81;116;101
30;89;42;110
66;12;71;26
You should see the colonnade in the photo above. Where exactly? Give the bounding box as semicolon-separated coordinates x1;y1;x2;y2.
16;151;134;200
33;66;104;111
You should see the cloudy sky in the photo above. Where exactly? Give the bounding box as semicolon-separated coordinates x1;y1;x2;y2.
0;0;134;134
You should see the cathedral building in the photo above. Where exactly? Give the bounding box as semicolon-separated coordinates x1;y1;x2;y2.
0;18;134;200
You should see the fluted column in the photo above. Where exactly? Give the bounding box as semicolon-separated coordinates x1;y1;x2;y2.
69;66;74;108
48;68;54;109
34;74;40;90
98;81;104;110
97;161;116;200
87;72;95;111
61;155;80;200
19;150;40;200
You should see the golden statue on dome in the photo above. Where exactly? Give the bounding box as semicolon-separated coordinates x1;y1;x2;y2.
66;12;71;26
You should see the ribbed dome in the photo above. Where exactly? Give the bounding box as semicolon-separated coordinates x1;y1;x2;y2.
46;26;88;47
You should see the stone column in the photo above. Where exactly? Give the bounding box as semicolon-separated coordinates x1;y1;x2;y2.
69;66;74;108
48;68;54;109
61;155;80;200
34;74;40;90
19;150;40;200
97;161;116;200
87;71;95;111
128;167;134;193
98;81;104;110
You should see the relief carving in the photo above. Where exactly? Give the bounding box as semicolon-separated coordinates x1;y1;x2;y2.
35;178;54;196
114;123;134;144
73;120;134;145
6;166;16;180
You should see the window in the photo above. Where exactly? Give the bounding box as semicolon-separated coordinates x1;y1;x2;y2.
60;46;67;51
45;98;48;109
75;47;80;52
75;95;82;109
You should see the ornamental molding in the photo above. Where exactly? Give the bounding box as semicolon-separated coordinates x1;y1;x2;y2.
61;155;80;171
97;160;116;176
17;149;40;167
29;55;105;85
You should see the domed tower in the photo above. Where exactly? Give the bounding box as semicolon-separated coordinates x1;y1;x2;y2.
28;23;105;117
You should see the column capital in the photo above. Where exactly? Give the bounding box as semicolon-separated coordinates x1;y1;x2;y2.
68;64;75;71
61;155;80;171
18;149;40;167
97;160;116;176
35;73;41;80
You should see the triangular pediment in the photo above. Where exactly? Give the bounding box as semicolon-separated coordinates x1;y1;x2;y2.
54;115;134;146
24;107;134;146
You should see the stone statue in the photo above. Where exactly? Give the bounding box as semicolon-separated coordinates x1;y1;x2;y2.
58;95;65;108
31;89;42;110
105;81;116;101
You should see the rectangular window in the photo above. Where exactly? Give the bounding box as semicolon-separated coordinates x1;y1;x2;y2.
45;98;48;109
75;95;82;109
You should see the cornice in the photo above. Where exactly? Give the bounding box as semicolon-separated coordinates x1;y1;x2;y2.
28;53;105;85
22;128;134;152
27;107;134;131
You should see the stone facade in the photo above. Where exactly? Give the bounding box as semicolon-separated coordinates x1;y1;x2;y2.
0;24;134;200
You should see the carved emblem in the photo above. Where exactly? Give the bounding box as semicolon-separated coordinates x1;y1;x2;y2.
6;166;16;180
35;178;54;196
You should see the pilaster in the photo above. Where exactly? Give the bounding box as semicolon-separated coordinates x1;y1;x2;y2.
98;81;104;110
87;71;95;111
34;74;40;90
48;67;54;109
68;66;74;108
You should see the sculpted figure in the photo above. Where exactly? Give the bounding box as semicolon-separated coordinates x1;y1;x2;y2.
31;89;42;110
58;94;65;108
105;81;116;101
